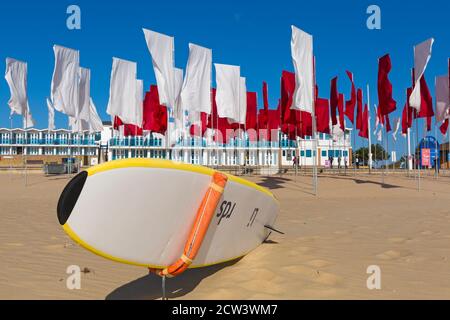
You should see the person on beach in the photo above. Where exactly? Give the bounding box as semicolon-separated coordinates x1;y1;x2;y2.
338;156;342;169
356;157;360;169
329;155;333;169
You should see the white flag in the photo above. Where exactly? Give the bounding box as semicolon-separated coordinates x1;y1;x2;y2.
78;67;91;122
88;98;104;133
214;63;240;120
106;58;140;126
135;79;144;128
291;25;314;113
377;129;383;142
435;75;449;123
5;58;35;128
173;68;184;124
236;76;247;125
46;98;55;131
69;117;89;132
409;38;434;110
331;118;344;141
51;45;80;117
143;28;175;107
180;43;212;115
392;118;401;141
228;76;247;125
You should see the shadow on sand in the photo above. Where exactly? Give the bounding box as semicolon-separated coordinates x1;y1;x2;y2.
324;175;403;189
258;176;291;190
258;176;317;196
106;259;242;300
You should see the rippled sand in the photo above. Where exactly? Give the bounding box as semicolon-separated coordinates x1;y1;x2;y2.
1;170;450;299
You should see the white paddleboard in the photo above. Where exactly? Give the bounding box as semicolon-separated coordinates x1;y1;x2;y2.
57;158;279;269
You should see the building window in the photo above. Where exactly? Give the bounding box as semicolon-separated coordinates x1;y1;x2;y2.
306;150;312;158
322;150;327;157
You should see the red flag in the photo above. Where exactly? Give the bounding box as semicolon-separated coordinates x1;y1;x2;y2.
344;71;356;124
246;92;258;130
385;114;391;133
356;88;363;130
280;71;297;125
281;124;297;140
330;76;338;125
338;93;345;131
263;108;281;141
113;116;123;130
124;123;143;136
114;116;143;136
401;88;414;135
258;109;268;130
417;75;434;118
358;104;369;139
377;104;385;126
262;81;269;110
143;85;168;135
298;111;312;138
190;112;208;137
440;119;449;135
377;54;397;116
315;97;330;134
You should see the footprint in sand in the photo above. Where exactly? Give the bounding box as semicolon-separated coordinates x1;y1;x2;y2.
280;265;315;275
388;237;409;244
280;265;342;286
312;271;343;286
305;259;333;268
420;230;436;236
376;249;411;260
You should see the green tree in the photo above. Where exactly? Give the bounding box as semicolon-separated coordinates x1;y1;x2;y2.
354;144;389;165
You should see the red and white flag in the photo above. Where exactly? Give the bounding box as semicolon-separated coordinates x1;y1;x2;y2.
409;38;434;111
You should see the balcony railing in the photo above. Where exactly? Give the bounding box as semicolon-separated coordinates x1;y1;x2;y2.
0;138;98;146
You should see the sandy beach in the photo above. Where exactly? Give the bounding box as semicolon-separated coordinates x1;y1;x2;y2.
1;170;450;300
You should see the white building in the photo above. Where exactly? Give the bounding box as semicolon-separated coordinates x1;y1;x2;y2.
0;123;352;170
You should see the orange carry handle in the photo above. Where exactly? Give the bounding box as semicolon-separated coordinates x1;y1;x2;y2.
149;172;228;278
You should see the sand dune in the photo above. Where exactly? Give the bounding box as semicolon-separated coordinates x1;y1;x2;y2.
1;170;450;299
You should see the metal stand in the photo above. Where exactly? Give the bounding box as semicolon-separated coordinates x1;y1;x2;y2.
162;275;167;300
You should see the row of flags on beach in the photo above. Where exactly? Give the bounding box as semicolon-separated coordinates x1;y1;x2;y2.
2;27;450;148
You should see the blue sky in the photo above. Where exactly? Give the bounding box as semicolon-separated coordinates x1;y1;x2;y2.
0;0;449;155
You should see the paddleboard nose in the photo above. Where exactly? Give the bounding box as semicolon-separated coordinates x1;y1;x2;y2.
57;171;88;225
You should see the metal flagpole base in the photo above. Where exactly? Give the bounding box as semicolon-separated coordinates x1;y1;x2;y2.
162;275;167;300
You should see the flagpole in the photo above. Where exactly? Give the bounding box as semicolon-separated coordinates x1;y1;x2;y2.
24;106;28;187
367;84;372;174
353;111;356;176
407;127;412;176
382;121;386;186
279;77;283;177
312;56;318;196
9;115;13;178
416;116;421;191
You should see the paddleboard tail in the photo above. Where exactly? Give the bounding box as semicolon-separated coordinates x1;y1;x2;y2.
149;172;228;278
